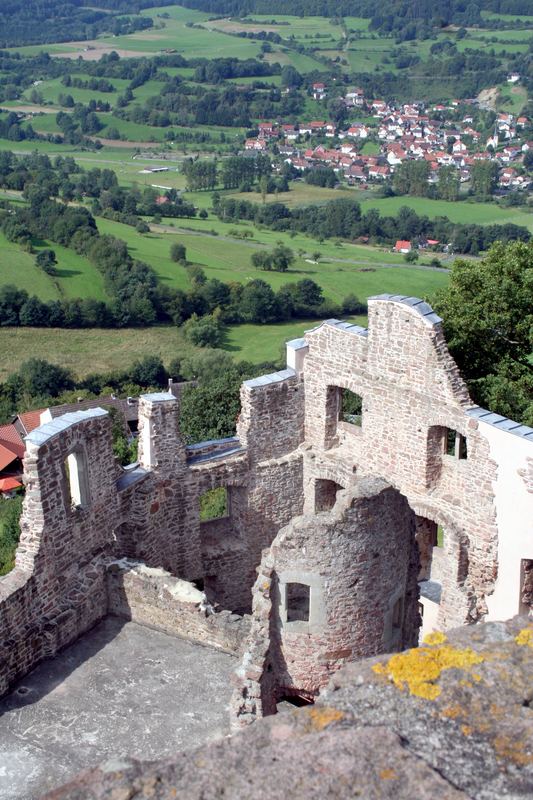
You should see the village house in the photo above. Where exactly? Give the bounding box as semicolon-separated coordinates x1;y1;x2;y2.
312;82;326;100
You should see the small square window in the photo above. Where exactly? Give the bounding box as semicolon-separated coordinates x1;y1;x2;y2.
340;389;363;427
286;583;310;622
443;429;467;460
199;487;228;521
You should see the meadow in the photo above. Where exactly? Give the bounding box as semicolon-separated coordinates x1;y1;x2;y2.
359;196;533;232
95;215;449;304
0;317;366;377
0;231;107;301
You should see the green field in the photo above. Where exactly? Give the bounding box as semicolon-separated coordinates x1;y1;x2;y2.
0;313;374;378
0;231;60;300
0;325;192;379
497;82;528;115
95;215;449;304
359;196;533;232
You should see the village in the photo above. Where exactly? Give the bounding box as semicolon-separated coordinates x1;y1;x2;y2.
245;83;533;194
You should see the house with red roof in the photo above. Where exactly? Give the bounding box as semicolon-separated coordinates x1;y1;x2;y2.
394;240;412;254
0;423;25;481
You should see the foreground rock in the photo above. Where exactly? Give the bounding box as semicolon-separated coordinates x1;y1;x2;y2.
46;617;533;800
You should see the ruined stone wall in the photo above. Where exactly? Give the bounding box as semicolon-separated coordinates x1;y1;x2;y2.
0;410;118;695
301;300;501;628
231;478;419;726
0;373;306;693
106;559;250;655
131;385;305;614
1;295;531;701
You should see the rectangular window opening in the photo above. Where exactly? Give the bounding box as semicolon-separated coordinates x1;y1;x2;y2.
286;582;310;622
444;429;467;460
340;389;363;427
445;429;456;456
199;486;228;521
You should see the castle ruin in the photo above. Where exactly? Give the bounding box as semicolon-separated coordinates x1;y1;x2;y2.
1;294;532;731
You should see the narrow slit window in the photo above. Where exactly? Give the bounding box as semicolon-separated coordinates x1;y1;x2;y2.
392;597;404;630
64;450;89;509
286;583;310;622
200;486;228;521
445;429;456;456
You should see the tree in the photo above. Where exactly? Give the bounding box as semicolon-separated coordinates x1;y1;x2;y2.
7;358;74;399
239;280;279;323
170;242;187;262
183;313;224;348
437;166;460;202
432;240;533;426
471;160;499;197
393;160;430;197
0;495;23;576
180;372;242;444
280;65;302;89
130;355;166;387
251;244;294;272
35;249;57;274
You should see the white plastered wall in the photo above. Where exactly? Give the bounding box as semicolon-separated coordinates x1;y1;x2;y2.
480;421;533;620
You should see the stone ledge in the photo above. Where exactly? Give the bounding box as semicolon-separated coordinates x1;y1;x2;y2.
43;616;533;800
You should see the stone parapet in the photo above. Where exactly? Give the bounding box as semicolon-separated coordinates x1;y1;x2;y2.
44;617;533;800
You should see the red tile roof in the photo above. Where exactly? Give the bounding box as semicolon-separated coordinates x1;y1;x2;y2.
0;477;22;491
0;424;24;459
0;443;19;472
17;410;44;435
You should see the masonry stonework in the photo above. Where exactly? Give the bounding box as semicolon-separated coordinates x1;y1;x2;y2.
0;295;531;717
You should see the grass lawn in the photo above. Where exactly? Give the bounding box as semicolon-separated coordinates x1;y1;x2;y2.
359;196;533;232
223;316;367;362
228;182;356;208
497;83;528;116
0;231;60;301
35;242;108;301
0;315;372;379
0;228;108;301
0;325;196;380
360;141;380;155
96;215;449;304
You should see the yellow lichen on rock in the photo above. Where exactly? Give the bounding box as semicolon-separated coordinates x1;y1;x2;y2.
423;631;447;646
379;769;397;780
305;706;345;731
515;628;533;648
372;643;485;700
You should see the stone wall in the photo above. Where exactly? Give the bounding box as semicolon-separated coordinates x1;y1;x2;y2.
231;477;419;726
106;559;250;654
0;373;306;694
1;294;531;702
0;409;117;695
300;300;501;629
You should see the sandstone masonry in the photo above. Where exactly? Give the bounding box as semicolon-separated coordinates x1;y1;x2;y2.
0;295;531;714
